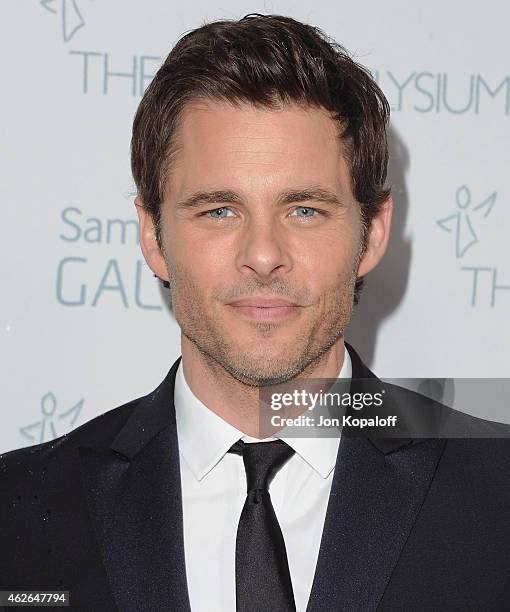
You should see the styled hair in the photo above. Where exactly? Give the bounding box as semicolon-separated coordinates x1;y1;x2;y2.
131;13;391;303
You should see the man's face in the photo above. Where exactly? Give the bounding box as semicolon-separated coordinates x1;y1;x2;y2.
141;100;382;386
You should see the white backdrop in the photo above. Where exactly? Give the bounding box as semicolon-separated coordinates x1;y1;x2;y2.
1;1;509;453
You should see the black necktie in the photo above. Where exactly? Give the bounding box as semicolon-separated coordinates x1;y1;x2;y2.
228;439;297;612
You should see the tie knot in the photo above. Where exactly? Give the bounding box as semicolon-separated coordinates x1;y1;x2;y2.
229;439;295;492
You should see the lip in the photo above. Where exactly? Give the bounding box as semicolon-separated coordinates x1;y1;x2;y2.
227;297;299;307
226;297;301;321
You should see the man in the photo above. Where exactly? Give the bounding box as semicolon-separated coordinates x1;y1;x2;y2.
1;14;509;612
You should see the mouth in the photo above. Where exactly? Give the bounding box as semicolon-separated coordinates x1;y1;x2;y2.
226;298;302;321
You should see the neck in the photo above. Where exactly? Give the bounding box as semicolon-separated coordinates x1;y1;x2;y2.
180;335;346;438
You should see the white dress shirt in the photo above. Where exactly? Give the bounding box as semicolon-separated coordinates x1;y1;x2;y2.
174;345;352;612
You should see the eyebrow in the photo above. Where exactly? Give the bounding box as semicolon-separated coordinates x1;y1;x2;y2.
174;187;344;210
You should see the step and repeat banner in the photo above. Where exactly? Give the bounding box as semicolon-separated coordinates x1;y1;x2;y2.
1;1;508;453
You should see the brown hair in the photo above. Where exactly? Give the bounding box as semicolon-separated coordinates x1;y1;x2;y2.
131;13;391;303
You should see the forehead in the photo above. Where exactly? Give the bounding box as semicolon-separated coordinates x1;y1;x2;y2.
165;98;352;199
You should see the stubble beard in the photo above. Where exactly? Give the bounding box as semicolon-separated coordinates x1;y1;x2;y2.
165;258;359;388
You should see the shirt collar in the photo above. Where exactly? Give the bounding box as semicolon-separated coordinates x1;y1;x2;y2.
174;344;351;481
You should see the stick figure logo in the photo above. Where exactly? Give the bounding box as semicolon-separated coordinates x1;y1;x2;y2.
19;392;84;443
437;185;497;258
40;0;91;42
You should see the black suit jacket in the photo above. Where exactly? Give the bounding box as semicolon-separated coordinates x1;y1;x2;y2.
1;343;510;611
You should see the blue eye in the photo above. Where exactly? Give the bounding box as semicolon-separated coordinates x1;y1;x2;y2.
206;207;234;219
291;206;317;217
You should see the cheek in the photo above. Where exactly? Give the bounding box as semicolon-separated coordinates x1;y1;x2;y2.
166;231;231;294
310;243;360;304
296;226;360;273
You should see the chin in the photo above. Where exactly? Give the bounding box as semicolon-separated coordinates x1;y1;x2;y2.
222;352;306;387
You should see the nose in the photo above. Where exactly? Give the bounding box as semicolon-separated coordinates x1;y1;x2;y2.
235;217;292;278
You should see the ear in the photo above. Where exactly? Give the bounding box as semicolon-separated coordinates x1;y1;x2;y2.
357;196;393;277
135;196;169;282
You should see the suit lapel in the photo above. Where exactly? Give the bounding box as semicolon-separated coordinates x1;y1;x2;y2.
78;357;191;612
306;343;446;611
